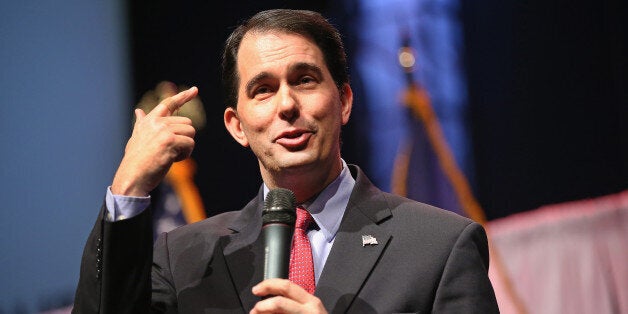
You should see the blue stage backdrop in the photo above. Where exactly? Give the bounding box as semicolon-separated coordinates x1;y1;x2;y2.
0;0;130;312
348;0;474;217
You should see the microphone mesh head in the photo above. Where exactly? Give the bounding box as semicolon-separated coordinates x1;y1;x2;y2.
262;188;296;225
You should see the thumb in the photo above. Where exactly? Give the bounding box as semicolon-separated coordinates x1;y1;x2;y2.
134;108;147;123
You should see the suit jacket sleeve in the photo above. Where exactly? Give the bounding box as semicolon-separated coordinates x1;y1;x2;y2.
150;231;179;313
72;203;154;314
432;222;499;313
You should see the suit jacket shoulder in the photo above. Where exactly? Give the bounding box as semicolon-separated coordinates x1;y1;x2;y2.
315;165;497;313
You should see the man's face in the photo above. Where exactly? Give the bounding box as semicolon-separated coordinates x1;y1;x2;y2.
224;31;352;179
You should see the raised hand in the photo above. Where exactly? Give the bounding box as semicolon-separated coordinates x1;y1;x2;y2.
111;86;198;196
251;279;327;314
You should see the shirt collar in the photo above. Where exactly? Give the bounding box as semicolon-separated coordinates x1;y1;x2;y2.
263;159;355;242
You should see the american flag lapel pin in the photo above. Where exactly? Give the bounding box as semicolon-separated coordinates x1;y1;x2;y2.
362;234;378;246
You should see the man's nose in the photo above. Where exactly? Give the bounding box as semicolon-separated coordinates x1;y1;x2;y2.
277;85;299;121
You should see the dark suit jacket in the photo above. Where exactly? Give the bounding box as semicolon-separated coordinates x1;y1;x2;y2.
73;165;499;313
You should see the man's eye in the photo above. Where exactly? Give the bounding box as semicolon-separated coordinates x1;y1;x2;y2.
254;86;271;95
299;76;316;85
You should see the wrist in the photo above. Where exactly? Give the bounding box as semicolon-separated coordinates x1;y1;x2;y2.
111;175;150;197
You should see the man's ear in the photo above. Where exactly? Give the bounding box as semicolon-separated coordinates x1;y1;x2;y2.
340;83;353;125
224;107;249;147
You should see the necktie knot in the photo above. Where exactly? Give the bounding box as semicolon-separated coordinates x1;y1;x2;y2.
295;206;313;231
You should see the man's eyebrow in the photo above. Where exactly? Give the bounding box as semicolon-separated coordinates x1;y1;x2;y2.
245;72;273;96
244;63;324;96
289;62;324;78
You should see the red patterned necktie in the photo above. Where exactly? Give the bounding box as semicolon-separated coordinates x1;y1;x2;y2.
289;206;316;294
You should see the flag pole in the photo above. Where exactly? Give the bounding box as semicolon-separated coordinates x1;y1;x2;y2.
394;33;527;314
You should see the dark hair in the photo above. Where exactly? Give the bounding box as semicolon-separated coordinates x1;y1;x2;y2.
221;9;349;108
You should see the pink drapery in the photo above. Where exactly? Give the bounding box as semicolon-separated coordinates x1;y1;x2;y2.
489;190;628;314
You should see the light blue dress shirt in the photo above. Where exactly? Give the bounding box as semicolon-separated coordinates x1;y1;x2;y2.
262;160;355;283
106;159;355;284
105;187;150;221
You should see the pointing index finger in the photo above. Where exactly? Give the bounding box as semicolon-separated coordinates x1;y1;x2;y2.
152;86;199;117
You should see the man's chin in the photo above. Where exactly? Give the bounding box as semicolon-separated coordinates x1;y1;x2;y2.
274;154;318;172
279;160;315;172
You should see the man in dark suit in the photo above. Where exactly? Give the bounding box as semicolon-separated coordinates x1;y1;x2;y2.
73;9;499;313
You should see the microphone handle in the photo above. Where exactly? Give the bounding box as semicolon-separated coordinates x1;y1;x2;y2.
263;223;294;279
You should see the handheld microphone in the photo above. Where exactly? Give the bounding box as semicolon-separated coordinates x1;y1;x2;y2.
262;188;296;280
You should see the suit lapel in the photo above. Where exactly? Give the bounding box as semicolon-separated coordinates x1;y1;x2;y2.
316;166;392;313
221;189;265;312
218;166;391;313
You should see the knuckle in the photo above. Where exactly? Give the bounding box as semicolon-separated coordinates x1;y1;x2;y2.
311;298;324;309
279;280;292;293
146;118;164;131
273;297;287;309
159;100;173;110
162;132;176;144
256;299;274;312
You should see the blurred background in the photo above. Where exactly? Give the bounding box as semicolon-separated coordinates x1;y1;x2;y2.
1;0;625;313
